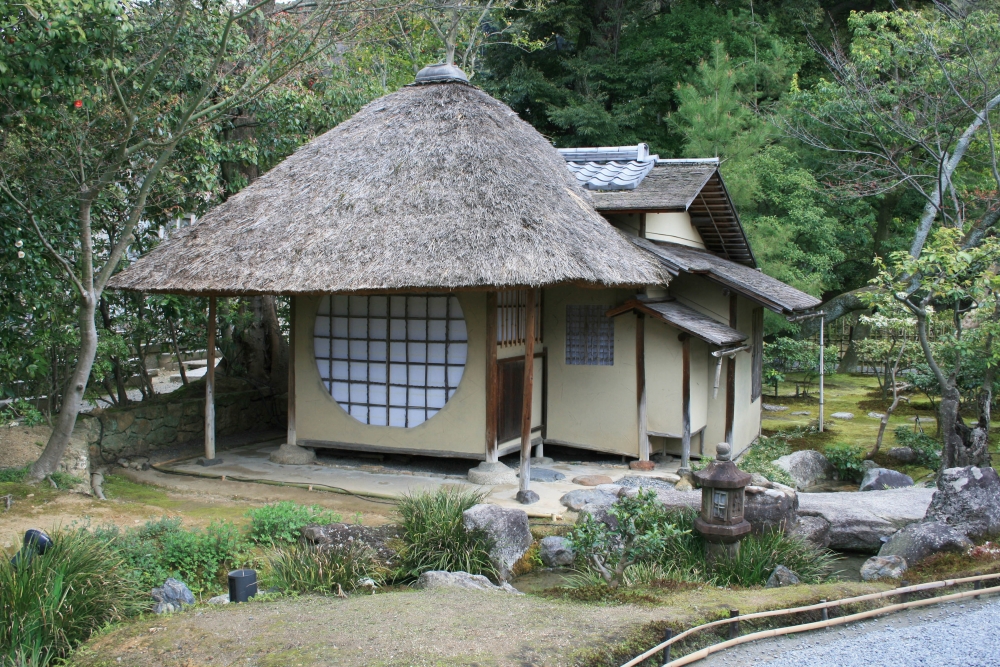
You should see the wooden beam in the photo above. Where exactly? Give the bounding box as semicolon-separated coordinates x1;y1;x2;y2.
636;313;649;461
680;333;691;472
725;294;737;445
485;291;499;462
287;297;296;447
205;296;217;460
519;289;536;497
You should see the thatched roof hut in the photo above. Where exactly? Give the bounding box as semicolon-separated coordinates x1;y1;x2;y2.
109;73;669;296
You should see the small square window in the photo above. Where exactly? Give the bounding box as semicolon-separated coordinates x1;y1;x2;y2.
566;305;614;365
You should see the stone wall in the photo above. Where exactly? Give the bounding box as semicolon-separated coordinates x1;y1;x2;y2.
81;378;285;462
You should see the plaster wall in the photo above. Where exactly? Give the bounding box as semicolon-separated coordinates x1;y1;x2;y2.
644;320;708;436
294;293;487;458
645;212;706;248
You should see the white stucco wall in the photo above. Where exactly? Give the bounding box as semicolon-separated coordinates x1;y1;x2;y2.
644;212;706;248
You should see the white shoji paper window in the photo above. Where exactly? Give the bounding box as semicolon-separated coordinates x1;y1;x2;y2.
314;295;468;428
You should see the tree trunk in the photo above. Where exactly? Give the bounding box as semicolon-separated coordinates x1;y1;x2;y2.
837;316;869;374
262;295;287;391
99;297;130;406
30;292;99;480
938;383;991;469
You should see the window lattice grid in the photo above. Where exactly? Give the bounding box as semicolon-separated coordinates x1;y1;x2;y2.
313;294;468;428
496;290;542;347
565;305;614;366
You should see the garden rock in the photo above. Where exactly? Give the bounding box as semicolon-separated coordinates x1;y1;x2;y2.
151;578;195;612
520;468;565;482
207;594;230;605
629;460;656;471
772;450;834;490
867;412;886;419
789;515;831;549
515;489;540;505
467;461;518;485
301;522;401;566
878;521;973;566
860;468;914;492
862;459;878;471
269;443;316;465
765;565;800;588
791;411;811;416
797;487;933;551
744;482;798;534
413;570;521;594
763;404;789;412
674;477;695;492
572;475;614;487
860;555;907;581
560;488;617;511
887;447;917;464
831;412;855;420
539;536;575;567
616;475;680;492
462;504;532;581
924;466;1000;540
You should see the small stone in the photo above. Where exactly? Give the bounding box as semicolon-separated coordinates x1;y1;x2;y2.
831;412;855;420
867;412;886;419
791;411;811;416
268;443;316;465
629;460;656;471
529;456;554;465
860;468;914;492
763;404;789;412
765;565;800;588
516;489;540;505
860;555;907;581
519;468;565;482
572;475;614;487
651;452;675;463
539;536;574;567
413;571;521;594
207;594;229;605
674;478;694;492
153;602;177;615
151;578;195;608
560;488;617;511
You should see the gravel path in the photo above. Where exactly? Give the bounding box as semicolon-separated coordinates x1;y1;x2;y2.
700;596;1000;667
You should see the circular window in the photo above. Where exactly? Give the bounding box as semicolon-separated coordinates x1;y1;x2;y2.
314;295;468;428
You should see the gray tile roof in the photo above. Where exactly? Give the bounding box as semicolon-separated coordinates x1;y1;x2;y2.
632;238;821;314
607;298;747;346
587;162;717;210
559;144;657;191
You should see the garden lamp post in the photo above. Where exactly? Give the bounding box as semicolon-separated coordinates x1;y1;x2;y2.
693;443;751;564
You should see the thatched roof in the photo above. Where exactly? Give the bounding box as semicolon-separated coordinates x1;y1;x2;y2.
109;78;670;296
633;238;820;314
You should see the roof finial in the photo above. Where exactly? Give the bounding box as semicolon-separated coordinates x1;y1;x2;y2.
413;63;469;85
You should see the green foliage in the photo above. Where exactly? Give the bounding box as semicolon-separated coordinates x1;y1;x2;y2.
763;337;838;397
0;465;29;483
265;543;384;596
47;471;82;489
708;529;836;587
894;427;942;472
567;489;687;589
395;488;496;581
1;399;45;426
0;529;143;667
94;516;251;597
824;442;868;482
245;501;341;546
738;435;794;486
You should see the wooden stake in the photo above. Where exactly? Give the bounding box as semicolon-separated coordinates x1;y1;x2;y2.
636;313;648;461
485;291;499;462
287;297;296;447
724;294;737;445
519;288;536;496
680;333;691;471
205;296;216;460
819;314;825;432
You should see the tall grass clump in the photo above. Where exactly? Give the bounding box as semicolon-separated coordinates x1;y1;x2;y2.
395;488;495;580
246;501;341;545
266;543;384;595
0;530;143;667
709;530;837;587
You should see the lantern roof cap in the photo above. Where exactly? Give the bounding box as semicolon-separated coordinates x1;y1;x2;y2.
694;444;751;489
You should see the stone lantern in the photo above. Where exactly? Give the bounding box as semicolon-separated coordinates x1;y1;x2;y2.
693;443;751;563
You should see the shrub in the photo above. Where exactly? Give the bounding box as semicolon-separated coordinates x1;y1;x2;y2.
246;501;341;545
708;530;836;587
738;435;794;487
567;489;687;589
894;427;941;471
395;488;495;580
1;399;45;427
824;442;868;482
266;543;384;595
0;465;29;483
0;530;143;667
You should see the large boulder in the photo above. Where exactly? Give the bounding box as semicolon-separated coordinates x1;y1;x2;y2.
539;536;574;567
772;450;834;490
413;570;521;594
151;578;195;614
559;488;618;511
789;515;831;549
924;467;1000;540
797;487;933;551
878;521;973;566
743;481;798;534
461;504;532;581
860;555;907;581
859;468;914;492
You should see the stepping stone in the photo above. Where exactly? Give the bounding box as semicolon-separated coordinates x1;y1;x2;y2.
763;404;789;412
629;460;655;471
831;412;855;420
791;411;811;416
868;411;886;419
572;474;614;487
518;468;565;482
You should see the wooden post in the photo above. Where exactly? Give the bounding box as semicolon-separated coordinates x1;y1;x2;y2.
287;297;296;446
680;333;691;472
819;314;825;433
485;291;499;462
205;296;216;460
725;294;737;445
518;288;536;502
636;313;649;461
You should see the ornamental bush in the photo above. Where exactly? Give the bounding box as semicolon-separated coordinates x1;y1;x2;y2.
245;501;341;545
824;442;868;482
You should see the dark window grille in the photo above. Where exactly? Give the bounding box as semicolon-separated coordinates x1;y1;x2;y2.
497;290;542;347
565;305;614;366
313;294;468;428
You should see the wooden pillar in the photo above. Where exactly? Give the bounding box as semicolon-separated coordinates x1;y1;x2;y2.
636;313;649;461
518;288;536;500
725;294;737;446
819;314;825;432
485;291;499;462
287;296;296;446
205;296;217;460
680;333;691;472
